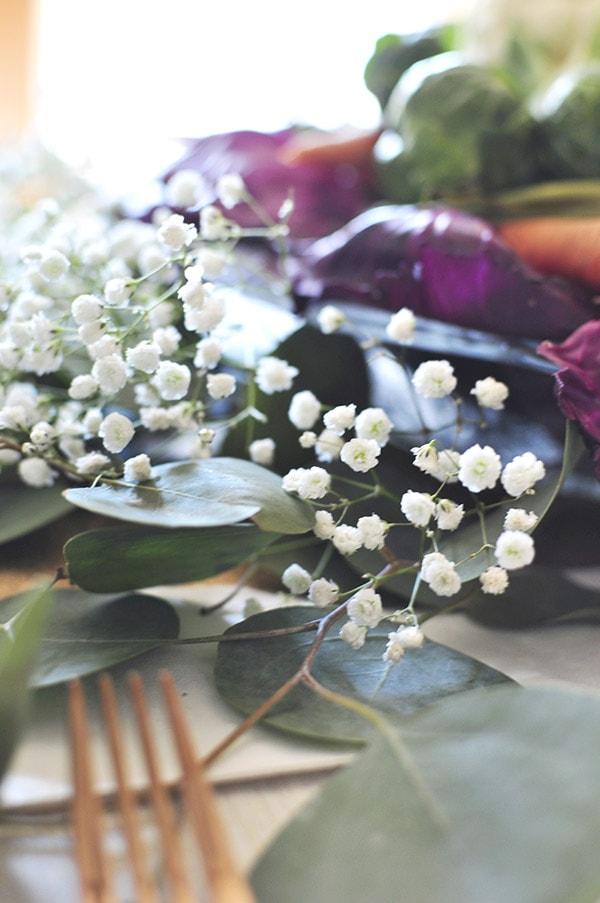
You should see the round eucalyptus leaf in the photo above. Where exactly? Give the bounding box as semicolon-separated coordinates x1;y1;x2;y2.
214;606;511;744
0;484;71;546
252;684;600;903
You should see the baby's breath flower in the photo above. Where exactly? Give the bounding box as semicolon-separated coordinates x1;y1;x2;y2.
288;390;321;430
206;373;236;400
480;565;509;594
297;466;331;500
458;443;501;493
281;563;312;595
340;436;381;472
299;430;317;449
156;213;197;250
347;587;383;628
501;452;546;497
412;359;457;398
152;360;191;401
216;173;246;209
317;304;346;334
383;625;425;663
91;354;128;395
315;428;344;462
165;169;204;208
38;248;70;281
249;437;275;466
199;205;230;241
435;498;465;531
99;412;135;454
29;421;56;451
420;552;462;597
255;356;299;395
340;620;368;650
308;578;339;607
153;325;181;355
332;524;363;556
71;294;102;325
400;490;435;527
471;376;509;410
503;508;538;531
126;340;161;374
495;530;535;570
323;404;356;435
197;247;227;278
354;407;392;446
356;514;387;550
313;509;336;540
103;277;131;307
183;293;226;333
75;451;112;475
194;337;223;370
87;334;121;361
386;307;416;343
18;456;56;487
123;453;153;483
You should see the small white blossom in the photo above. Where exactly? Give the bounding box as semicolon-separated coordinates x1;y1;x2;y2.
480;565;509;595
157;213;197;250
38;248;70;281
99;412;135;454
297;466;331;500
412;359;457;398
78;321;105;347
153;361;191;401
206;373;236;400
383;625;425;663
216;173;246;209
332;524;363;556
71;294;102;325
87;334;121;361
420;553;462;597
501;452;546;497
495;530;535;570
153;325;181;355
458;444;502;493
323;404;356;434
123;454;153;483
103;277;131;307
75;451;112;475
183;293;226;333
299;431;317;449
18;457;56;487
165;169;204;208
308;578;339;607
288;390;321;430
317;305;346;334
197;247;227;278
315;428;344;462
400;490;435;527
281;468;302;493
194;337;223;370
356;514;387;550
471;376;509;410
347;587;383;628
91;354;128;394
255;356;299;394
282;563;312;595
386;307;416;343
340;620;368;650
249;437;275;466
503;508;538;531
126;340;161;374
435;498;465;531
313;509;336;540
29;421;56;451
200;205;230;241
340;436;381;473
354;407;393;446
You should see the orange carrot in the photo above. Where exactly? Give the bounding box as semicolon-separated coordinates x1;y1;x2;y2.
279;127;382;168
496;216;600;291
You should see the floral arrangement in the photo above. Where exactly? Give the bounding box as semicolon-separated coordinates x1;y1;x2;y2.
3;6;600;898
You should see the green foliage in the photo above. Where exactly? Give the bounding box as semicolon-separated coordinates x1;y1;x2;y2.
252;684;600;902
214;606;511;743
0;484;71;546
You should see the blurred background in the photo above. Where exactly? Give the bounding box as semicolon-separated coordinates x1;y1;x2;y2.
0;0;474;192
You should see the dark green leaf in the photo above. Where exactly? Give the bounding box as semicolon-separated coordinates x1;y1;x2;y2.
64;523;279;592
252;684;600;903
214;606;511;744
0;585;52;779
0;484;71;545
63;458;314;533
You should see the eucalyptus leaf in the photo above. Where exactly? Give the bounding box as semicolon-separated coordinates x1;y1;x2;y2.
0;484;71;546
3;589;180;687
252;684;600;903
0;585;52;780
64;522;279;592
63;458;314;533
214;606;511;743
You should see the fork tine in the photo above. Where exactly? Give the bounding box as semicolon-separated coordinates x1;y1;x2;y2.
159;669;257;903
68;679;117;903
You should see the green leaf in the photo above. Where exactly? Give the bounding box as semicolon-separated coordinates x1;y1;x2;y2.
214;606;511;744
0;484;71;545
64;522;280;592
63;458;314;533
252;684;600;903
0;585;52;779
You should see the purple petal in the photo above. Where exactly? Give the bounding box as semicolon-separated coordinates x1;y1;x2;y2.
291;205;596;340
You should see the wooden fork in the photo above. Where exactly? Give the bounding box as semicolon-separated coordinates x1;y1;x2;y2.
68;669;256;903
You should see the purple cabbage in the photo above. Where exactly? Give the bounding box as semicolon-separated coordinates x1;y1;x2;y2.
160;129;376;240
291;204;596;340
